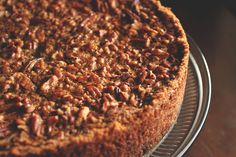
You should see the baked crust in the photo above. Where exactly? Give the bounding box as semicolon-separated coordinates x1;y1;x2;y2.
0;0;189;156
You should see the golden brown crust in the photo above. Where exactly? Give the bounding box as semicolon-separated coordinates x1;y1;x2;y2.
0;1;189;156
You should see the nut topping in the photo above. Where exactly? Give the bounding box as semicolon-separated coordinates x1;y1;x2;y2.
0;0;185;146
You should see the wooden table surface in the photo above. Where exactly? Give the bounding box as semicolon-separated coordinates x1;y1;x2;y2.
162;1;236;157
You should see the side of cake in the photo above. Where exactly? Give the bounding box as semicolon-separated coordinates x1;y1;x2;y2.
0;0;189;156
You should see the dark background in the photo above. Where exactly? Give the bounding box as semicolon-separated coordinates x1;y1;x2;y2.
161;0;236;157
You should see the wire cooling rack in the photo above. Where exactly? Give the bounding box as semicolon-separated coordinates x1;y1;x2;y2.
144;35;212;157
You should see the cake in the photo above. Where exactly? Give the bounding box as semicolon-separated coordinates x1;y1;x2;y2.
0;0;189;156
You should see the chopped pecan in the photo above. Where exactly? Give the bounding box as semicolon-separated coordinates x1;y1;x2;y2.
34;58;46;71
57;131;65;139
78;106;90;120
95;29;107;37
102;93;119;112
108;44;118;52
77;75;87;82
123;9;140;23
140;12;149;21
40;75;59;94
140;69;148;82
36;29;45;42
142;25;158;37
87;85;102;98
89;73;100;84
133;0;141;13
151;49;169;58
135;68;148;84
53;67;63;78
51;89;71;101
165;33;175;42
162;60;171;68
108;0;121;14
47;116;59;125
119;83;130;92
155;65;168;74
65;72;77;81
80;14;97;28
0;63;11;74
51;50;64;60
145;38;151;47
93;0;108;12
119;91;130;101
172;65;178;72
18;74;35;92
113;86;129;101
156;27;166;35
0;123;10;138
30;114;43;136
22;98;35;113
106;31;119;44
129;94;138;106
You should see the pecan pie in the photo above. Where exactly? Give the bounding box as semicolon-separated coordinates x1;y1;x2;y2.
0;0;189;156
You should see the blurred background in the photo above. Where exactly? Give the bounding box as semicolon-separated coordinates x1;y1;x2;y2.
161;0;236;157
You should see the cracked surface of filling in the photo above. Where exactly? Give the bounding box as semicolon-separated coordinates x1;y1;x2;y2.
0;0;187;153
